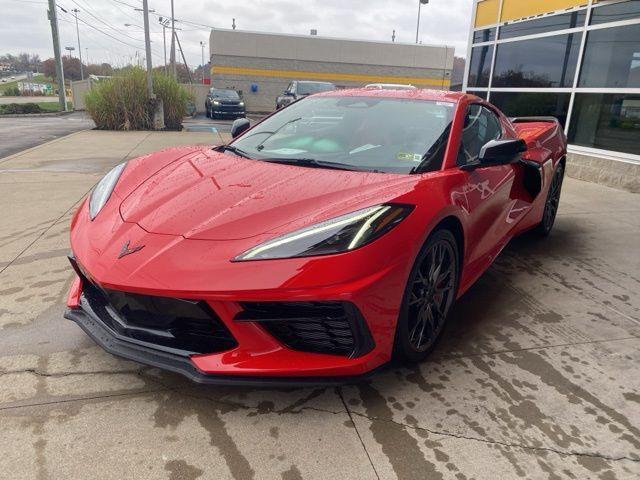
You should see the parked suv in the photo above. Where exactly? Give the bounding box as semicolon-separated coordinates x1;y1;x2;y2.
205;88;246;119
275;81;336;109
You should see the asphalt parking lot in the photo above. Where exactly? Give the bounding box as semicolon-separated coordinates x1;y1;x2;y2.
0;129;639;479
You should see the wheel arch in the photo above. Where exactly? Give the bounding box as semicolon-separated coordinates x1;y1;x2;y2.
432;215;465;279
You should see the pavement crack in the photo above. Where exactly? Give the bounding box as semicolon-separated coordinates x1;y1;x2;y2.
338;387;381;480
348;411;640;463
0;367;145;378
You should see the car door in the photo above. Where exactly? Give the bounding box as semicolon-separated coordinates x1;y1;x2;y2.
452;104;518;274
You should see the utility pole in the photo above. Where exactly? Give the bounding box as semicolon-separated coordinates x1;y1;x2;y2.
72;8;84;80
199;41;206;84
47;0;67;111
170;0;176;78
174;32;192;84
141;0;153;99
416;0;429;44
392;29;396;42
159;17;170;75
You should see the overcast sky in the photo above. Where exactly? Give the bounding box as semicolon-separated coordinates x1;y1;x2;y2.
2;0;473;69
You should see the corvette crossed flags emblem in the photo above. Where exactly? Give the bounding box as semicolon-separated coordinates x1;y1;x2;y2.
118;240;145;259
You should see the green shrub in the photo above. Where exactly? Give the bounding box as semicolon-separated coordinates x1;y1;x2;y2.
152;73;192;130
85;67;193;130
3;87;21;96
0;103;43;114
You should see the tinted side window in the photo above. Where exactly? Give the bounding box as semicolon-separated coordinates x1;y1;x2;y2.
457;105;502;165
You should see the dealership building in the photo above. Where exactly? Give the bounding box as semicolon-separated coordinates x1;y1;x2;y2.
208;28;454;112
464;0;640;192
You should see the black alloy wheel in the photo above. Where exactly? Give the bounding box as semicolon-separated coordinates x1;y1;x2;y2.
537;163;564;236
394;229;459;362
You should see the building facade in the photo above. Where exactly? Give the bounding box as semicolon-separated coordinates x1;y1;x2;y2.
209;28;454;112
464;0;640;192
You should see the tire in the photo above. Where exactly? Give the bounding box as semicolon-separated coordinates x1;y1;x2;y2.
205;106;210;118
393;229;459;363
535;163;565;236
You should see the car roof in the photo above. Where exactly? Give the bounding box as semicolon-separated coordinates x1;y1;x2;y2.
297;80;334;84
314;88;470;103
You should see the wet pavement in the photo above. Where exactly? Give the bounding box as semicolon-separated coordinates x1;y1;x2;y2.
0;131;638;479
0;112;94;159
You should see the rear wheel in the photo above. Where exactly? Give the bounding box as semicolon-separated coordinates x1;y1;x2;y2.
393;229;459;363
535;163;564;236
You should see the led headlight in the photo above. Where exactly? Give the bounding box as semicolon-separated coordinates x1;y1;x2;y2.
234;204;413;261
239;101;245;106
213;100;220;105
89;162;126;220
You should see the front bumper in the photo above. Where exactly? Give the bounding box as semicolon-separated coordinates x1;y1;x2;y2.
64;306;383;386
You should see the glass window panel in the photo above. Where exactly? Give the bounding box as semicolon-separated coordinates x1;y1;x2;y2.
499;11;586;39
468;91;488;100
467;45;494;88
493;33;582;87
568;93;640;156
473;28;496;43
458;105;503;165
578;24;640;88
590;0;640;25
490;92;571;126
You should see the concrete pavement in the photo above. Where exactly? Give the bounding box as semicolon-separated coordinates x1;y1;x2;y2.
0;96;59;104
0;130;639;479
0;112;94;159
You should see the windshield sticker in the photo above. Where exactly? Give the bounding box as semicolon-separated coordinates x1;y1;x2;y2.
397;152;423;162
262;148;308;155
349;144;381;155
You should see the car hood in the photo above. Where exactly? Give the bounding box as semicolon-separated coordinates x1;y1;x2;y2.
119;148;420;240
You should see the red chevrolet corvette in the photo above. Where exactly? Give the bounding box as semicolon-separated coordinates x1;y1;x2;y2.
65;88;566;385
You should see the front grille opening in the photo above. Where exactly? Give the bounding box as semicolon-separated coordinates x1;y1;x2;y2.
235;301;374;358
80;281;237;356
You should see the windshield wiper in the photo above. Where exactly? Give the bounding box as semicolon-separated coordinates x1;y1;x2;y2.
215;144;253;159
255;117;303;151
261;157;383;173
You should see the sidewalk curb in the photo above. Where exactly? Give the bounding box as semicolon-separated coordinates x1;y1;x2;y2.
0;111;75;118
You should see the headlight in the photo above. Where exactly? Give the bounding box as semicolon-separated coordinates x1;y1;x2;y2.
213;100;220;105
234;204;413;261
239;101;245;106
89;162;126;220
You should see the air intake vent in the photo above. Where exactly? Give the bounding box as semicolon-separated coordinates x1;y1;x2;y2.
235;301;374;358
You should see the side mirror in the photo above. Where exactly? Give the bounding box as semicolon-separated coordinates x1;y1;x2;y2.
462;138;527;170
231;118;251;139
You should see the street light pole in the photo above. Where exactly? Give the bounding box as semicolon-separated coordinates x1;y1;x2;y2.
416;0;429;44
200;41;206;84
72;8;83;79
159;17;170;75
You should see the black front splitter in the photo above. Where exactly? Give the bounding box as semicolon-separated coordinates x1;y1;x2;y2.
64;307;383;388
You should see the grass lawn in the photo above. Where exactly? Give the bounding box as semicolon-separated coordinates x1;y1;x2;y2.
0;75;58;94
36;101;73;112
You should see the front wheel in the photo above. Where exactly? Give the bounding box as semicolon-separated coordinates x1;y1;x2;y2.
535;163;565;236
393;229;459;363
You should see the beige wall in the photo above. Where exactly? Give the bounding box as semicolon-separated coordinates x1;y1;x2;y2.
70;78;93;111
180;83;210;113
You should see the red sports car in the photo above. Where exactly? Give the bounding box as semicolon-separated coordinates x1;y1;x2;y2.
65;89;566;385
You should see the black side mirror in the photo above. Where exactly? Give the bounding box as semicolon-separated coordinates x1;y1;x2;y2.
231;118;251;139
462;138;527;170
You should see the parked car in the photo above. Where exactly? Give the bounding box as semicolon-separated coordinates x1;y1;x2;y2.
365;83;417;90
275;80;336;109
65;88;567;385
205;88;245;119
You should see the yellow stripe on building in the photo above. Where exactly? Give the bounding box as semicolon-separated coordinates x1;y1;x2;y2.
475;0;500;27
211;65;451;88
500;0;588;22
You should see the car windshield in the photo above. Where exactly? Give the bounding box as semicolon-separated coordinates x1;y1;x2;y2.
230;96;454;174
211;89;239;99
297;82;335;95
